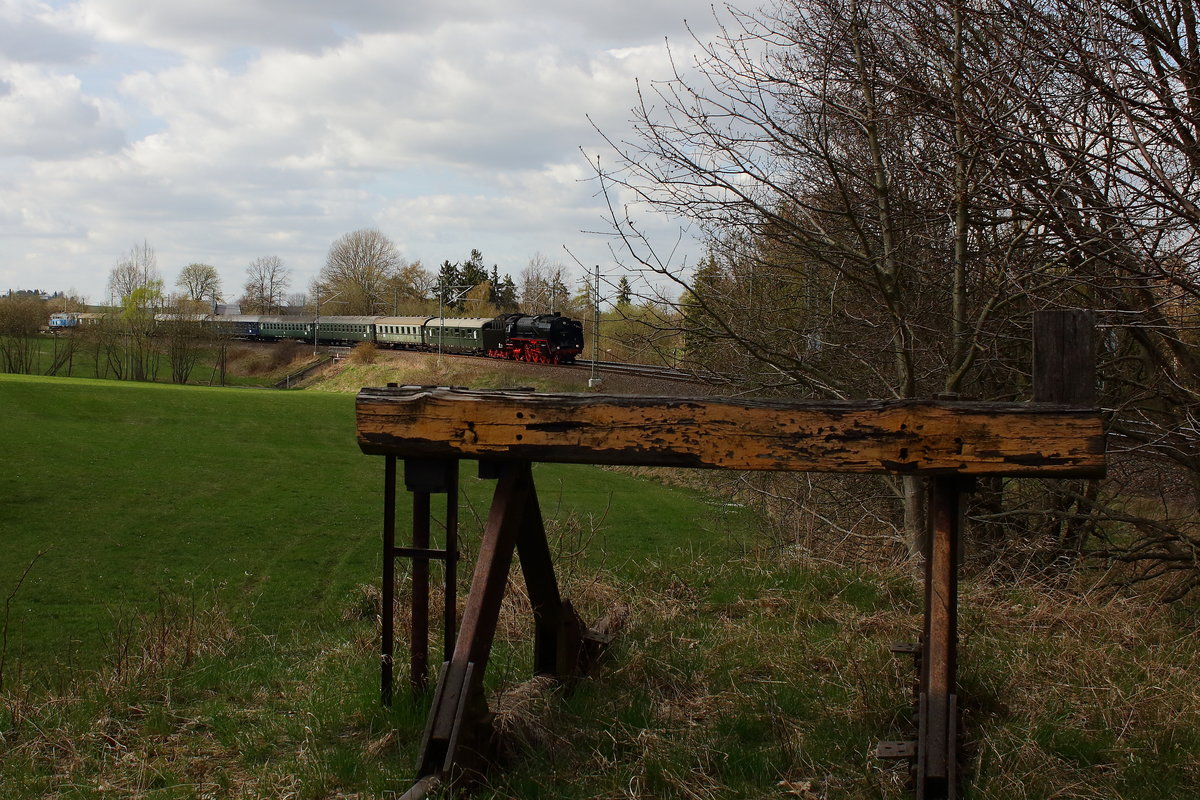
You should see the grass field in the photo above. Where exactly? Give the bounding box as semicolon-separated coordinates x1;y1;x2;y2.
0;374;748;673
2;373;1199;798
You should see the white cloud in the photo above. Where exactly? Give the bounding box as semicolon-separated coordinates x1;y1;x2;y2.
2;1;717;300
0;65;123;157
78;1;714;56
0;0;93;64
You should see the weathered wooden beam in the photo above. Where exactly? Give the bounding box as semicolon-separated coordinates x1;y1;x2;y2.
357;387;1105;477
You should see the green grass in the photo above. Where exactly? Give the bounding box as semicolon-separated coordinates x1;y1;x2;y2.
0;373;752;675
3;373;1199;799
0;373;758;797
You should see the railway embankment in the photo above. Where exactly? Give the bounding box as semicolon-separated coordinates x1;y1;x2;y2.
299;347;718;396
273;352;336;388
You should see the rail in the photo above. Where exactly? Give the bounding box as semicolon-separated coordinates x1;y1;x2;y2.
273;353;335;389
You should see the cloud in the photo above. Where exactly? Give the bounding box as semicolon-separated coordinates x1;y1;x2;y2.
113;23;693;175
78;1;713;56
3;1;715;300
0;64;124;157
0;0;93;64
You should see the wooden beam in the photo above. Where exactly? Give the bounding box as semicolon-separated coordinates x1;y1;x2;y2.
357;387;1105;477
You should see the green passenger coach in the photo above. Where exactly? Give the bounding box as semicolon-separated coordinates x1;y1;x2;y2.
374;317;434;349
313;316;376;344
422;317;505;353
258;316;312;341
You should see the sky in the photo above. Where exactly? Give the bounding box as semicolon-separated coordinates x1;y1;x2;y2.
0;0;719;304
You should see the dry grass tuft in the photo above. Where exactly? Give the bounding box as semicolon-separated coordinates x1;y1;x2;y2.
348;341;378;364
101;593;240;690
6;547;1198;799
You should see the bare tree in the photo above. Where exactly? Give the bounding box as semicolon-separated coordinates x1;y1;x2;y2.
108;241;162;305
519;253;571;314
161;298;206;384
103;242;166;381
241;256;290;314
985;0;1200;598
391;261;436;310
0;296;45;374
314;229;402;314
593;0;1200;590
177;263;222;305
595;0;1050;551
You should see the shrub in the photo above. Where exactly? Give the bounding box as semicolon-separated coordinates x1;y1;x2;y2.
349;341;378;365
268;339;301;370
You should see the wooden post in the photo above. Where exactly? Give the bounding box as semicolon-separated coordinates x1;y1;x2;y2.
1034;309;1096;406
515;481;586;676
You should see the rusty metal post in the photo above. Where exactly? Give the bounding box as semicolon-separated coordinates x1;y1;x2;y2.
412;491;431;691
382;455;397;706
919;476;963;800
391;459;458;697
444;466;459;664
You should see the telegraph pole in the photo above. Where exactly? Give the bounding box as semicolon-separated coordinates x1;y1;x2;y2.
589;265;602;389
437;279;475;364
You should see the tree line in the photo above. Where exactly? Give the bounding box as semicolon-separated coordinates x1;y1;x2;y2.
96;229;597;318
0;230;615;383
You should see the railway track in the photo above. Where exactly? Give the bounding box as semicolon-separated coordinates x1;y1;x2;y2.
574;359;699;383
438;351;704;384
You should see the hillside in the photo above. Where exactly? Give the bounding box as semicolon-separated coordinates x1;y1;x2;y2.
1;374;1198;798
298;347;715;397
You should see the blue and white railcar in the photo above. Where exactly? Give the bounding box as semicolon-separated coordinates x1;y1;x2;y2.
48;312;79;331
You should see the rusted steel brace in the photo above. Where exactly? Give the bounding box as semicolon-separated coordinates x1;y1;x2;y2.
413;461;589;786
918;476;969;800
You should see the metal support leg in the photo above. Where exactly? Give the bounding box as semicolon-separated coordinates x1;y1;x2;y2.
918;477;962;800
382;456;397;706
444;467;458;664
412;491;431;691
385;460;459;700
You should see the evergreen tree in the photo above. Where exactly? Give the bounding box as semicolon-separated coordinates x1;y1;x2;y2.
460;249;489;289
437;260;463;308
616;276;632;306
